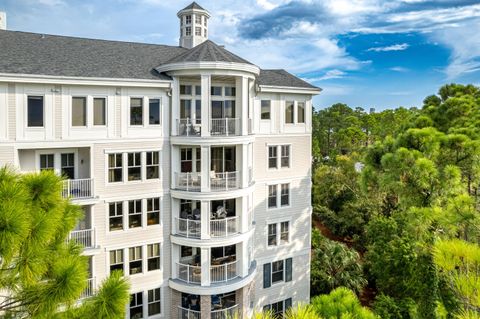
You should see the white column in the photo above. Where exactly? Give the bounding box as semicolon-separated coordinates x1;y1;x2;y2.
249;78;255;134
200;247;210;286
236;76;249;136
172;244;180;278
171;77;180;136
201;74;210;137
241;143;248;188
171;146;180;189
200;200;210;239
239;196;249;233
238;241;249;277
200;145;210;192
171;198;179;235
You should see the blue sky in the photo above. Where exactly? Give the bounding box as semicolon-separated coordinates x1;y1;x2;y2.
1;0;480;110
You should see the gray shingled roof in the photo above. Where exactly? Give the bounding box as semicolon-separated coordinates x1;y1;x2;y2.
160;40;254;66
0;30;187;80
181;2;207;11
257;69;320;90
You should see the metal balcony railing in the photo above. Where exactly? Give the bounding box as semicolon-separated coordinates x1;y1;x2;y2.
178;118;201;136
175;172;202;192
210;171;239;191
210;217;238;238
178;306;201;319
68;228;95;249
80;277;95;299
210;261;237;283
177;262;201;284
211;305;239;319
210;118;240;136
175;218;201;238
62;178;94;200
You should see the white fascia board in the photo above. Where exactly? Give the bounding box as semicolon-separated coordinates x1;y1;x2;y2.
0;73;172;88
258;85;322;95
155;62;260;76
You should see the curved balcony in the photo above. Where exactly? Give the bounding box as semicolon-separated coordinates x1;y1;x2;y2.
210;261;237;283
174;217;239;239
177;262;202;285
211;304;239;319
174;171;240;192
178;306;201;319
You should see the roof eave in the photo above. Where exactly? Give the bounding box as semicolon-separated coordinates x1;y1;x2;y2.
155;61;260;76
257;84;322;95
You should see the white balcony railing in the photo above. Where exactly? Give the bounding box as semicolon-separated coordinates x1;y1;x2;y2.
177;262;201;284
211;305;239;319
210;261;237;283
62;178;94;200
175;172;201;192
210;217;238;238
178;118;201;137
211;118;240;136
210;171;239;191
175;218;201;238
178;306;201;319
80;277;95;299
68;228;95;249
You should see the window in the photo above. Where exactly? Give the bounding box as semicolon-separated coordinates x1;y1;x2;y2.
93;97;106;125
129;246;143;275
280;221;289;243
195;100;201;123
204;29;207;37
129;199;142;228
204;18;207;27
130;98;143;125
285;101;294;124
225;87;236;96
130;292;143;319
195;85;201;95
147;197;160;225
180;99;191;118
195;15;201;24
211;86;222;96
147;243;161;271
298;101;305;123
185;15;191;24
109;202;123;231
27;96;44;127
72;97;87;126
263;258;292;288
195;148;201;172
180;85;192;95
281;145;290;168
148;288;161;316
195;27;201;36
268;146;278;169
272;260;284;283
61;153;75;179
281;183;290;206
127;152;141;181
268;224;277;246
108;153;123;183
40;154;54;171
181;148;193;172
261;100;271;120
146;151;160;179
110;249;124;273
185;27;191;36
264;299;292;317
149;99;160;125
181;246;192;258
268;185;277;208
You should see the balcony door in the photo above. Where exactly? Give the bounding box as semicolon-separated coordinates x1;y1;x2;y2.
211;147;235;173
211;100;235;119
61;153;75;179
180;148;201;173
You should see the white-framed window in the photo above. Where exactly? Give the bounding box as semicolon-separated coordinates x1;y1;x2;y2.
263;298;292;317
285;101;294;124
149;98;161;125
268;185;277;208
109;201;123;231
148;288;161;316
40;154;54;171
128;199;142;229
261;100;271;120
195;15;201;24
27;95;44;127
129;246;143;275
130;292;143;318
61;153;75;179
185;15;192;24
195;26;201;36
130;97;143;126
127;152;142;181
72;97;87;127
185;26;191;36
281;145;290;168
93;97;106;126
281;183;290;206
267;221;290;246
298;101;305;123
180;85;192;95
147;243;161;271
108;153;123;183
267;183;290;209
146;151;160;179
110;249;124;273
268;224;277;246
268;146;277;169
146;197;160;226
263;258;293;288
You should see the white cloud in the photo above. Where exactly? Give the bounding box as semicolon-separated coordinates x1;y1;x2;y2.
390;66;409;72
305;70;346;81
367;43;409;52
37;0;65;6
256;0;278;10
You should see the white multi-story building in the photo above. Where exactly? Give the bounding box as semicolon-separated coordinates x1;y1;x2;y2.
0;2;320;318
